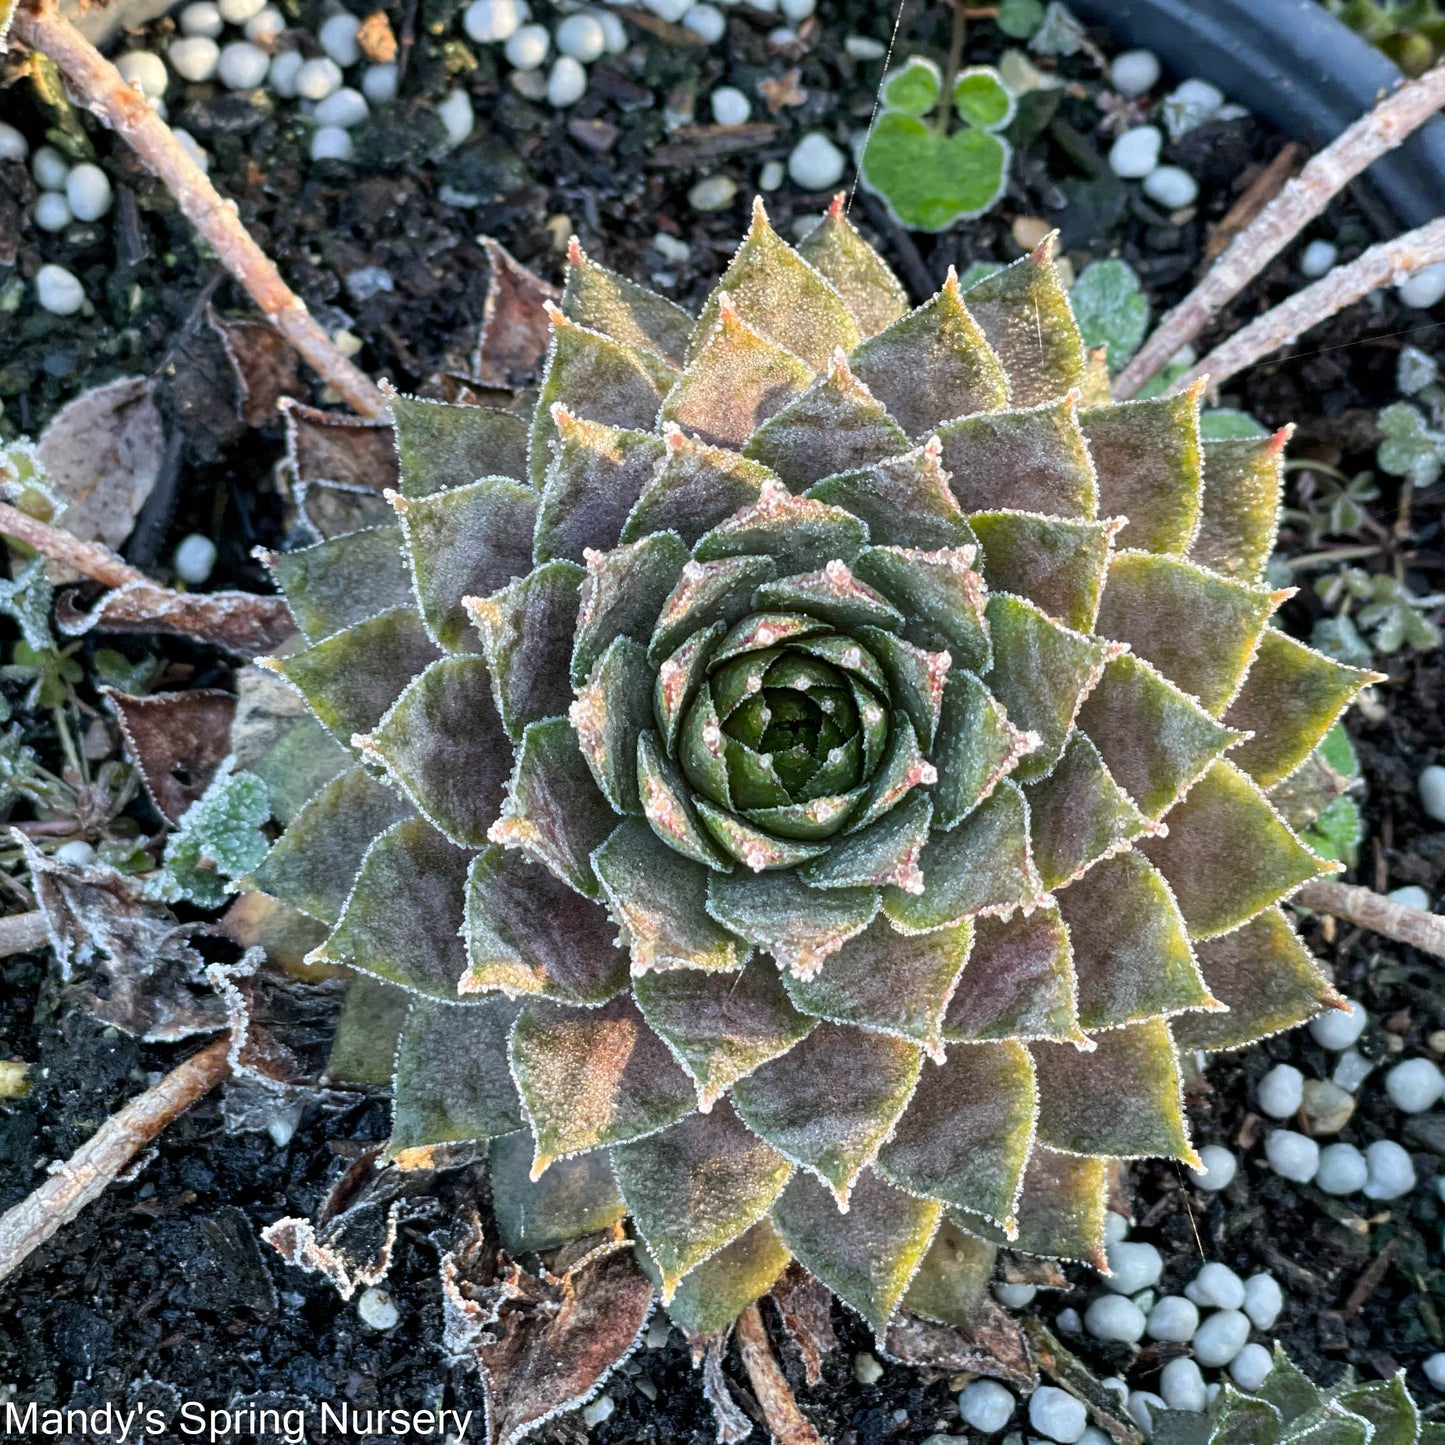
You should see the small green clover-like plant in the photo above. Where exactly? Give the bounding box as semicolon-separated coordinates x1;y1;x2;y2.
860;59;1016;231
0;438;63;524
1284;464;1380;548
1070;259;1149;372
1313;566;1443;661
1327;0;1445;75
1296;721;1365;867
1153;1343;1445;1444
1377;400;1445;487
240;197;1378;1363
997;0;1045;39
150;767;270;907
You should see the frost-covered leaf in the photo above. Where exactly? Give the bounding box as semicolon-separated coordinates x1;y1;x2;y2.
1069;259;1148;371
149;769;270;908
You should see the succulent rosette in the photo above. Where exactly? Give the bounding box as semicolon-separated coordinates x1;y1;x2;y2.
247;198;1374;1342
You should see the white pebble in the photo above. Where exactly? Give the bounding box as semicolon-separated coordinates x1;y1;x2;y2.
1104;1210;1130;1244
313;86;369;126
555;13;605;62
711;85;751;125
958;1379;1015;1433
1333;1049;1374;1094
295;56;343;100
1311;999;1366;1050
1186;1262;1246;1311
780;0;813;16
33;192;73;232
510;68;547;100
845;34;886;60
1108;125;1162;179
1400;262;1445;310
1300;239;1338;278
758;158;784;191
1388;884;1431;911
683;3;726;41
35;263;85;316
546;55;587;107
1265;1129;1320;1183
358;1284;395;1330
580;1395;613;1426
0;122;28;161
361;63;398;102
1243;1273;1284;1331
643;0;691;19
244;7;286;44
318;12;361;66
64;162;112;222
597;10;628;52
1420;764;1445;822
32;145;70;191
180;1;223;36
1104;1239;1163;1296
1056;1306;1083;1334
652;231;690;264
464;0;520;42
116;50;169;98
1128;1391;1167;1437
169;36;220;82
1146;1295;1199;1343
54;839;96;867
309;124;353;161
1424;1353;1445;1391
1160;1357;1207;1412
789;131;845;190
1362;1139;1416;1200
1386;1057;1445;1113
1142;164;1198;209
269;49;304;96
436;87;475;144
994;1282;1037;1308
854;1351;884;1384
1084;1294;1146;1344
1029;1385;1088;1443
173;127;210;172
219;0;265;21
504;21;550;68
688;174;738;211
1230;1342;1274;1393
1079;1431;1112;1445
1171;77;1224;112
171;534;217;585
1110;48;1160;97
767;25;795;44
1189;1144;1238;1192
1257;1063;1304;1119
1193;1309;1252;1368
218;40;270;88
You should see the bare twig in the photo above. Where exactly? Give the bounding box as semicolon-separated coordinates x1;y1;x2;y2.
1175;217;1445;395
0;1038;231;1285
0;499;149;590
734;1302;825;1445
1201;142;1306;267
10;0;387;419
0;910;48;959
1114;62;1445;399
1296;878;1445;960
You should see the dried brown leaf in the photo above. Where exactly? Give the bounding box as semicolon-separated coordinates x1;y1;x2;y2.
209;309;304;427
473;238;559;389
702;1332;755;1443
207;952;346;1087
883;1300;1037;1390
104;686;236;825
57;579;296;658
769;1264;838;1388
283;399;400;491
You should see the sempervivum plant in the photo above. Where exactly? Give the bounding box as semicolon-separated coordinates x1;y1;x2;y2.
247;197;1375;1343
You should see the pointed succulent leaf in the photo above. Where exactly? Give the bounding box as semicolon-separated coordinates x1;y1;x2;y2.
707;868;879;978
661;299;815;450
856;625;951;751
1190;431;1288;583
884;781;1041;934
931;669;1036;830
1141;759;1333;938
529;305;676;487
733;1023;923;1202
744;351;910;490
509;994;695;1172
388;997;523;1162
795;198;910;338
389;392;529;497
756;561;904;633
572;638;654;815
1003;1145;1108;1267
650;556;776;664
848;715;936;834
489;1130;626;1254
572;531;690;687
491;718;618;897
1082;391;1203;556
712;610;831;666
937;392;1096;517
694;478;868;573
263;607;441;745
1076;654;1239;819
534;412;667;564
984;594;1116;780
654;1219;792;1340
248;765;413;925
967;512;1116;632
654;621;725;754
613;1100;793;1300
696;798;831;872
808;442;978;553
634;956;815;1108
903;1216;998;1327
462;845;628;1005
364;655;512;847
692;199;862;371
262;526;413;644
562;238;694;367
1171;906;1338;1051
1223;630;1378;788
799;792;933;893
878;1040;1036;1228
310;818;471;1000
944;906;1082;1045
1059;850;1216;1030
852;544;989;668
1033;1018;1197;1164
325;973;409;1087
594;821;746;974
638;730;730;870
1094;553;1284;716
466;560;584;741
770;1169;942;1340
1336;1373;1420;1445
621;430;772;548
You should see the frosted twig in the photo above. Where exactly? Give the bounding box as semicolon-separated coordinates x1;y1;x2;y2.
1114;61;1445;399
0;910;49;960
1296;878;1445;960
735;1302;825;1445
1173;217;1445;395
10;0;388;419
